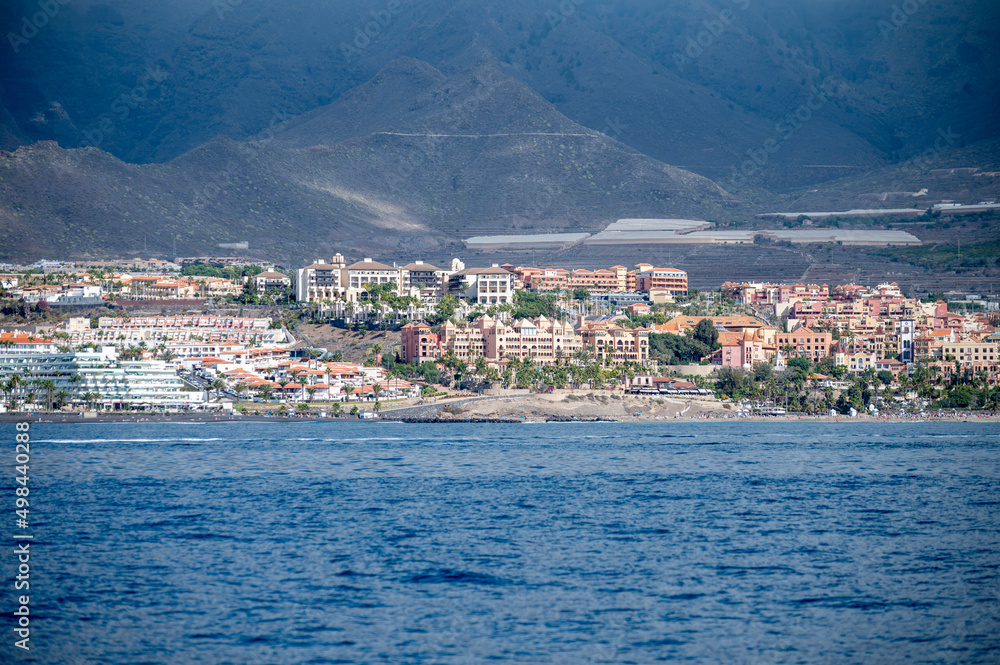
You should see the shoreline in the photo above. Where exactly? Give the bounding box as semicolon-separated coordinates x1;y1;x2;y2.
1;413;996;424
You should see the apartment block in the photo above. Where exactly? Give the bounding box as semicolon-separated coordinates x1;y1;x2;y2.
634;266;688;296
345;258;400;301
57;316;287;347
253;271;292;292
0;350;200;407
576;320;649;364
295;254;347;303
937;340;1000;367
449;266;516;305
399;261;448;301
776;327;833;361
834;351;878;374
400;322;443;364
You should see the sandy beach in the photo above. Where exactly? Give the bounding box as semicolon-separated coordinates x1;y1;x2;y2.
4;392;994;424
380;393;999;423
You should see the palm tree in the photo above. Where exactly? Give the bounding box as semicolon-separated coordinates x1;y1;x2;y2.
306;387;317;403
53;389;71;410
38;379;56;412
210;378;226;402
7;374;22;412
343;385;355;402
258;384;275;402
82;391;100;411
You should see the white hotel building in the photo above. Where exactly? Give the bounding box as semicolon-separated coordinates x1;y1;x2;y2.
0;346;203;409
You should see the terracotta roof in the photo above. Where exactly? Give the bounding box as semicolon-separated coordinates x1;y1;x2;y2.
0;332;54;344
378;379;413;389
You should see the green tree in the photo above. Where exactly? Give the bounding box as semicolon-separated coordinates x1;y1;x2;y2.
511;290;561;319
787;356;812;374
692;318;719;349
210;378;226;402
715;367;750;399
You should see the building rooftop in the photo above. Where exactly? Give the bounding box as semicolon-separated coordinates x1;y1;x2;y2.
401;262;443;272
346;259;396;271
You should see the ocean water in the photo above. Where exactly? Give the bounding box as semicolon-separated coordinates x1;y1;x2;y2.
2;421;999;664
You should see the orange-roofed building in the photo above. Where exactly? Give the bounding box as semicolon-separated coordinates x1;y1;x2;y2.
0;331;59;354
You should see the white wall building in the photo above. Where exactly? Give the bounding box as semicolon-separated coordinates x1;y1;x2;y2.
449;265;516;305
295;254;347;303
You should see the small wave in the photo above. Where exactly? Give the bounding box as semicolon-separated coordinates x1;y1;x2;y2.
35;438;224;443
405;568;511;586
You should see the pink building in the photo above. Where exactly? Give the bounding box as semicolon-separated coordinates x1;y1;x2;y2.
401;322;442;364
713;330;770;368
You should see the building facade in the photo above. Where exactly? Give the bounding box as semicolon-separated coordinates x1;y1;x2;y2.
635;267;688;296
449;266;516;305
399;261;448;301
295;255;346;303
776;327;833;361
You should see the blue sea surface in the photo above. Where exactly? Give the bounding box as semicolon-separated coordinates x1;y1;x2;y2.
2;421;999;664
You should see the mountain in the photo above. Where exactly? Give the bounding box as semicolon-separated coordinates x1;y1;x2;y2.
0;61;735;262
2;0;996;185
0;0;997;272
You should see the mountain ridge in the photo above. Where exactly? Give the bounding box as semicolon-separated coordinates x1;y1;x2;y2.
0;60;737;262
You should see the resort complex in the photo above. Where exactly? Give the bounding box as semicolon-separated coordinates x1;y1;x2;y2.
0;254;997;414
